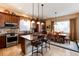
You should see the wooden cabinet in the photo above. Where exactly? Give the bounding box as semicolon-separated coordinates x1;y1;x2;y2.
0;13;5;26
0;12;20;26
0;36;6;48
5;14;12;23
11;15;20;25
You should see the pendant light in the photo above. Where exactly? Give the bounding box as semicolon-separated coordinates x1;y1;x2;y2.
37;3;40;24
54;12;57;25
53;12;57;33
41;4;44;25
31;3;35;23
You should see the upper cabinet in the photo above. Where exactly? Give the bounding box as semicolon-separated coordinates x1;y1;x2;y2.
4;14;12;23
0;13;5;26
0;12;20;26
11;15;20;25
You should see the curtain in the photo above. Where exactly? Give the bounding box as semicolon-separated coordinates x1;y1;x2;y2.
70;18;77;41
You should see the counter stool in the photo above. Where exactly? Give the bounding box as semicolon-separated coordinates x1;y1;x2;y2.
39;35;50;51
31;38;43;56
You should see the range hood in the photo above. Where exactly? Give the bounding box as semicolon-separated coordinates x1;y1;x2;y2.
4;22;17;28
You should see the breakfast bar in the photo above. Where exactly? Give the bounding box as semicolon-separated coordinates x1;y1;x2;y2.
20;34;36;55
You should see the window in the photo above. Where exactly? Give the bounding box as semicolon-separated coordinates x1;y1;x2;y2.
19;20;30;31
54;20;70;33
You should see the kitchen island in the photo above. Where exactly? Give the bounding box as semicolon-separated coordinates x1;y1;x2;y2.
20;34;34;55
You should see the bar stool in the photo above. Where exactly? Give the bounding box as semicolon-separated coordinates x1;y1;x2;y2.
39;34;50;51
44;34;51;50
31;36;43;56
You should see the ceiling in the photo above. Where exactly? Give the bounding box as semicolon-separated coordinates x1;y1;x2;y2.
0;3;79;19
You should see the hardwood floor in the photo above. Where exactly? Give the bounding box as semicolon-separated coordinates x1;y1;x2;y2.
0;44;79;56
0;44;21;56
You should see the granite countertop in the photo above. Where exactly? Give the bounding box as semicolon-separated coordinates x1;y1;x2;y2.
0;31;25;36
0;32;6;36
21;35;33;40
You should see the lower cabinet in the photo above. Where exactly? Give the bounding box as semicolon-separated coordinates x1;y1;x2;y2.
0;36;6;48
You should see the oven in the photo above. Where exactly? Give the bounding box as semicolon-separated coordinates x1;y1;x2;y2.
6;33;18;47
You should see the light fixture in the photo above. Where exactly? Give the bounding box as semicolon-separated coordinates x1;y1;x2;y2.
41;4;44;20
41;4;44;25
41;22;44;25
53;12;57;33
31;20;35;23
37;21;40;24
37;3;40;24
54;12;57;25
31;3;35;23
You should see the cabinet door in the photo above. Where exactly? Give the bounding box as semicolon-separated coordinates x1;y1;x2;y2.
0;12;20;26
0;36;5;48
0;13;5;26
11;16;20;25
0;13;12;24
5;14;12;23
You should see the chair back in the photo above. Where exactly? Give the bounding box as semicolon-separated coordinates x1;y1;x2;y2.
31;35;43;47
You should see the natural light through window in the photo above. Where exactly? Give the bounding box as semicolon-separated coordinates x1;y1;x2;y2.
19;20;30;31
54;20;70;33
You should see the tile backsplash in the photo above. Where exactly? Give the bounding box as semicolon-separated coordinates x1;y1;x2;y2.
0;28;19;34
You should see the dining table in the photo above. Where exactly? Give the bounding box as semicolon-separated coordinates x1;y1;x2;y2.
51;33;67;43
